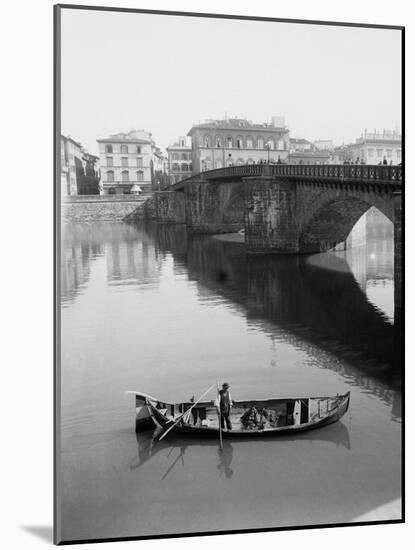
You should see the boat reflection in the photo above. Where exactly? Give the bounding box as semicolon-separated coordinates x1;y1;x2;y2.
130;421;351;477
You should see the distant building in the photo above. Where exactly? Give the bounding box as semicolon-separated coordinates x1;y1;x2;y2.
288;151;331;165
97;130;164;195
347;129;402;165
288;137;330;164
60;135;100;196
314;139;334;151
167;136;193;184
289;138;315;153
330;145;353;164
187;116;290;173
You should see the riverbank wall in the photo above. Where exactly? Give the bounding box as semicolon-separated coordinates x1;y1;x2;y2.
62;195;150;223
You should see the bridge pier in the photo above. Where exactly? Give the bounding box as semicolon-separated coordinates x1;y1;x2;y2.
184;179;245;234
154;190;186;223
244;176;300;253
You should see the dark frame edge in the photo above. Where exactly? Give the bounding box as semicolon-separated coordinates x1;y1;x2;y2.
54;3;62;546
54;3;404;31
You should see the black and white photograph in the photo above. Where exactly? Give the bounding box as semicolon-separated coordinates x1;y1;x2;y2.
54;2;404;546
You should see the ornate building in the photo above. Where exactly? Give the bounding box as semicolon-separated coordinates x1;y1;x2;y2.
346;129;402;165
167;136;193;184
187;116;290;174
97;130;164;195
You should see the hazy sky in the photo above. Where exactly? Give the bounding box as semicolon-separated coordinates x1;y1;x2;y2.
61;8;402;155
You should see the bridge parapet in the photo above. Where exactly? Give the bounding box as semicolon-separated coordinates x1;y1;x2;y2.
172;163;402;190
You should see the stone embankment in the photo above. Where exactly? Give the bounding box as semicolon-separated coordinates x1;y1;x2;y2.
62;195;151;223
123;196;156;223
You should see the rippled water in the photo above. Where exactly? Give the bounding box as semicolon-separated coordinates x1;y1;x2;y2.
59;214;401;542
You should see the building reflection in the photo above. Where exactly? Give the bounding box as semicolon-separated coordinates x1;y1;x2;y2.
61;224;104;304
61;223;162;303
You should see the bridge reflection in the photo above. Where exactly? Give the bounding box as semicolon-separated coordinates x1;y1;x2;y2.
149;221;401;386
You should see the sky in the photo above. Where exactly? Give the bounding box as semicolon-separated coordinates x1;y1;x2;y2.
61;8;402;155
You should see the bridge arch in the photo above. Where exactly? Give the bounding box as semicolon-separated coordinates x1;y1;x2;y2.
298;190;394;253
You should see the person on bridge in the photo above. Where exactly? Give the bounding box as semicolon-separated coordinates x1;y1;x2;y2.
217;383;233;431
383;156;388;165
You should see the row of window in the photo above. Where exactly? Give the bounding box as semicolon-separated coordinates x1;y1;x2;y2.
106;157;143;167
105;144;142;154
171;152;191;161
105;170;144;182
366;148;401;159
171;163;192;172
201;135;287;150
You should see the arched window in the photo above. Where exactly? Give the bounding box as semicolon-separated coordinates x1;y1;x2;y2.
247;158;254;165
136;170;144;181
172;153;179;160
105;144;113;153
106;157;113;167
236;158;244;165
181;153;188;160
204;135;211;148
106;170;114;182
136;146;141;154
120;145;128;154
181;163;188;172
122;170;129;182
215;135;223;148
246;137;253;149
226;159;233;167
266;138;275;150
226;136;233;148
136;157;143;168
257;137;264;149
236;136;243;149
172;163;180;171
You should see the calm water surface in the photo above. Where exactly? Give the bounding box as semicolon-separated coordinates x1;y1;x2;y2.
60;216;401;541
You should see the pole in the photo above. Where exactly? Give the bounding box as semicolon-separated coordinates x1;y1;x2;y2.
216;380;223;451
159;384;214;441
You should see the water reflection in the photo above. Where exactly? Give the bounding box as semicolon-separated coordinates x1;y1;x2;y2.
130;421;353;477
146;222;399;381
61;223;162;303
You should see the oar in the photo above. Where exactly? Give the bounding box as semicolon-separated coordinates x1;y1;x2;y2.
158;384;214;441
216;380;223;451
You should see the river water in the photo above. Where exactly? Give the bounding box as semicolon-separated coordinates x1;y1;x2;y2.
59;213;401;542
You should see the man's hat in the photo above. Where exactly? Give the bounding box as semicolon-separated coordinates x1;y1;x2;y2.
222;382;230;389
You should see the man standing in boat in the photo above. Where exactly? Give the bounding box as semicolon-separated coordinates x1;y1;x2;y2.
218;383;233;431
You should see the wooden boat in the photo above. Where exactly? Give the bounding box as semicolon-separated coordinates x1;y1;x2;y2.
127;390;350;438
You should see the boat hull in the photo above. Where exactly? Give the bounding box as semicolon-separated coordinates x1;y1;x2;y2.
129;390;350;439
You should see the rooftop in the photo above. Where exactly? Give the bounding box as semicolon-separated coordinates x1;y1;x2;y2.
97;130;152;143
188;118;288;133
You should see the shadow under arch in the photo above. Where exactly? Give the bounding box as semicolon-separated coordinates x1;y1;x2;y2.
298;196;390;253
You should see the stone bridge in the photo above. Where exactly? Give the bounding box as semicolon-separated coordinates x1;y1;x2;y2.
155;163;402;254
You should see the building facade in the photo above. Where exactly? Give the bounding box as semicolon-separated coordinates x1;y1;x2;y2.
167;136;193;185
347;129;402;165
288;137;330;164
187;116;290;174
97;130;162;195
60;135;100;196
